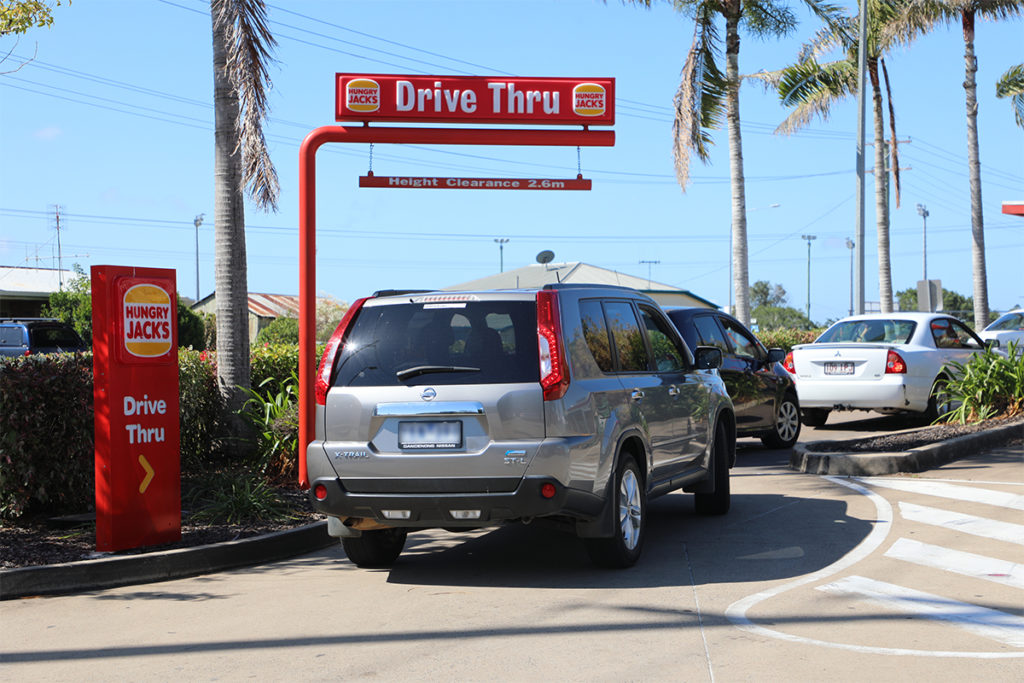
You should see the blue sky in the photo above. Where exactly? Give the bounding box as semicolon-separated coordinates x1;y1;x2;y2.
1;0;1021;325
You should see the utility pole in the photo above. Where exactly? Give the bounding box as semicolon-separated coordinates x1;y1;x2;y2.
854;0;867;315
917;204;930;312
846;238;855;316
194;214;205;301
494;238;509;273
801;234;817;321
54;205;64;290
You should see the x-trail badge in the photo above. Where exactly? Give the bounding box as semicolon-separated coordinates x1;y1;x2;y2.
421;387;436;401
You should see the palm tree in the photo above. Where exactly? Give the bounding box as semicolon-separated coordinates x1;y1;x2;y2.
210;0;279;417
629;0;842;326
756;0;907;313
890;0;1023;328
996;63;1024;126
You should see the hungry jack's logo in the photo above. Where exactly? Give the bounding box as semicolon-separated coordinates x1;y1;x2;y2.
346;78;380;112
573;83;606;117
123;284;172;358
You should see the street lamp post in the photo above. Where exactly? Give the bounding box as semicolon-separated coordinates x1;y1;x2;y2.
193;213;204;301
494;238;509;272
846;238;855;316
917;203;930;311
801;234;817;321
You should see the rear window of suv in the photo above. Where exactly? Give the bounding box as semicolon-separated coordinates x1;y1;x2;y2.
332;300;539;386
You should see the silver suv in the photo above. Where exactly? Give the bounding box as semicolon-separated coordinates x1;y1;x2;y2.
307;285;735;568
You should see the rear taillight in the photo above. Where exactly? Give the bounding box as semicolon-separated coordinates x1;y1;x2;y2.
537;290;568;401
315;297;368;406
885;349;907;374
783;351;795;374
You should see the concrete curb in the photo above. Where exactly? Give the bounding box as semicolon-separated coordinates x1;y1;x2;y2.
790;420;1024;476
0;520;334;601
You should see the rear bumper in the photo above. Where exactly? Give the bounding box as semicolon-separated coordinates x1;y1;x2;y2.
309;475;604;528
796;375;930;413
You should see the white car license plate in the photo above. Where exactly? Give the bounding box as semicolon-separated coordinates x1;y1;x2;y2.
398;421;462;449
824;362;855;376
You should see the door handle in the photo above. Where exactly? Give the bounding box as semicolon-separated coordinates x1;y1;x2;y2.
631;390;645;402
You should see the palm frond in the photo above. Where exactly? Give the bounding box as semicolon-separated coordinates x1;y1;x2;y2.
673;15;727;190
996;63;1024;128
743;1;798;39
213;0;280;212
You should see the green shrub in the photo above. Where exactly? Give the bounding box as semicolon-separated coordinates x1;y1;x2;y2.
256;316;299;345
0;353;94;520
177;298;206;350
939;340;1024;423
178;349;227;471
240;373;299;481
757;327;824;353
183;470;292;524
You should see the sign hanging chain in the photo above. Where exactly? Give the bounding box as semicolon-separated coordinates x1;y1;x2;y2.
368;143;374;175
577;146;582;180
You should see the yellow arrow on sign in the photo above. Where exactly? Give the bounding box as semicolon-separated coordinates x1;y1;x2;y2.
138;455;155;494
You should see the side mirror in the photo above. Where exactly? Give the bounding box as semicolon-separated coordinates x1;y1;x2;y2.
766;348;786;364
694;345;723;370
985;338;1000;349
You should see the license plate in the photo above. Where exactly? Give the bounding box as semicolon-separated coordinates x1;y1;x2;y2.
824;362;855;376
398;421;462;449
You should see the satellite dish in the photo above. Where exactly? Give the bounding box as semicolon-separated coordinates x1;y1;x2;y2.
536;250;555;264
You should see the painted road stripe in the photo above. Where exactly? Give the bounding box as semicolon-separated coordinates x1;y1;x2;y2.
885;537;1024;589
817;575;1024;647
858;477;1024;511
899;502;1024;546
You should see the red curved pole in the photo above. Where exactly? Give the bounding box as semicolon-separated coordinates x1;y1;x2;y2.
298;126;614;488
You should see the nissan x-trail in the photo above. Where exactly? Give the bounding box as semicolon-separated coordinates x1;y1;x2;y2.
308;284;735;568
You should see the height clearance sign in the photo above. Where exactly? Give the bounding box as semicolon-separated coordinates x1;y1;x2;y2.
92;265;181;552
336;74;615;125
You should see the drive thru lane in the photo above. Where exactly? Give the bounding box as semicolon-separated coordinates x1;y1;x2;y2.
2;425;1020;681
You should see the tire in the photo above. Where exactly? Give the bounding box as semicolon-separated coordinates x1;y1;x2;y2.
924;376;956;423
802;408;830;428
341;528;408;568
761;393;802;449
585;454;646;568
695;422;731;516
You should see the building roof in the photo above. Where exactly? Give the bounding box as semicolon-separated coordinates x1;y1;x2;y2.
445;262;719;308
0;266;79;297
193;292;301;318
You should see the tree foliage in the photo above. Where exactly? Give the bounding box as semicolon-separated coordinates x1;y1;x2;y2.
996;63;1024;127
0;0;65;36
750;280;788;308
41;264;91;343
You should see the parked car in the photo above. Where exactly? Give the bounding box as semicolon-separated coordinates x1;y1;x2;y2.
666;308;800;448
0;318;88;357
978;309;1024;349
783;312;990;427
308;285;736;569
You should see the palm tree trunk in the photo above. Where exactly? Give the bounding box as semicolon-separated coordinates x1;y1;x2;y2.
211;5;251;417
869;59;893;313
962;9;989;327
725;7;750;326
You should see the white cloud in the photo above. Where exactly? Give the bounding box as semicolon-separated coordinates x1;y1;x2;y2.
34;127;62;141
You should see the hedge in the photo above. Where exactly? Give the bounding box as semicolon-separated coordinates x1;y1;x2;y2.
0;343;321;522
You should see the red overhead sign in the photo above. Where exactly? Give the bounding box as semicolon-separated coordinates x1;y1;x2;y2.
336;74;615;126
92;265;181;552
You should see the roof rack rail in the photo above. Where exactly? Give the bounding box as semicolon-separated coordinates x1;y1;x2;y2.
372;289;433;298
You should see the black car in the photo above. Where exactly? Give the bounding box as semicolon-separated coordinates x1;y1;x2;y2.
666;308;800;449
0;319;88;358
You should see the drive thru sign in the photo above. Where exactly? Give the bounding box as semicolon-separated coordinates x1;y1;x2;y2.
92;265;181;551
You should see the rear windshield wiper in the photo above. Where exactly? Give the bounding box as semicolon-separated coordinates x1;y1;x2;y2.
396;365;481;381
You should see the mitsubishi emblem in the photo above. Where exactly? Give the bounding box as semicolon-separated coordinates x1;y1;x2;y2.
421;387;436;401
834;350;843;358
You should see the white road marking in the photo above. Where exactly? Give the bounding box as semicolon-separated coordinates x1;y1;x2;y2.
857;477;1024;511
899;502;1024;546
884;537;1024;589
816;575;1024;648
724;476;1024;658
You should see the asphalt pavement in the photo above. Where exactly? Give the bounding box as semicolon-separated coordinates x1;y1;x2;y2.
2;415;1021;601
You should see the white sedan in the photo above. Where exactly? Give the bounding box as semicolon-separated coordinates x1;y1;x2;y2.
783;312;990;427
978;309;1024;350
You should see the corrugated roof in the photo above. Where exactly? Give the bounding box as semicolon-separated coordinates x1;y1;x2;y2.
0;266;78;296
444;262;719;308
247;293;300;318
